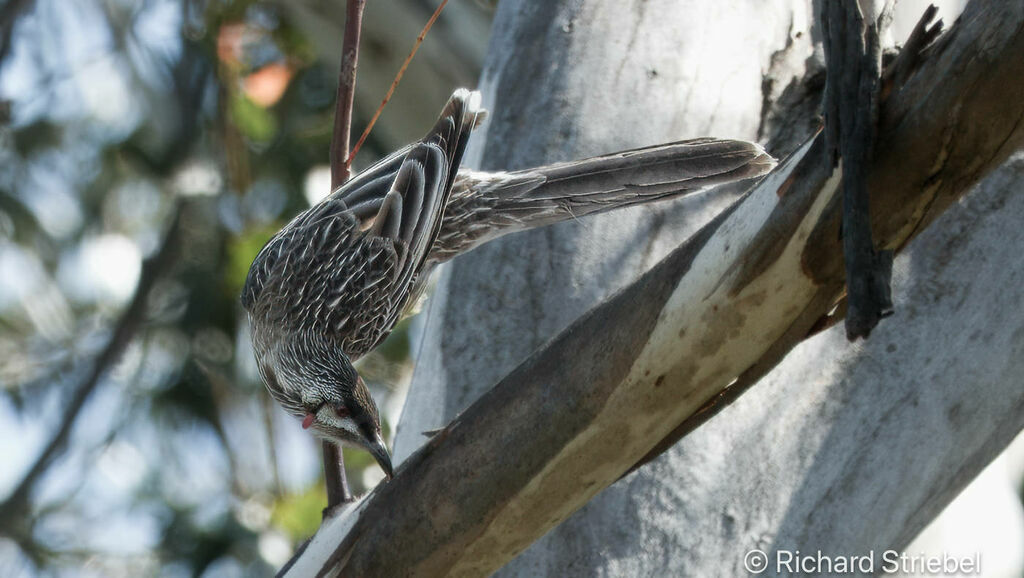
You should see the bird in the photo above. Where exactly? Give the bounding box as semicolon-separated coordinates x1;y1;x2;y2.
242;88;775;480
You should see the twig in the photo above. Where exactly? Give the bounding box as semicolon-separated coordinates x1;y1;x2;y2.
323;441;352;509
261;391;284;497
323;0;366;511
822;0;894;340
320;0;451;517
329;0;365;190
0;203;185;528
346;0;450;169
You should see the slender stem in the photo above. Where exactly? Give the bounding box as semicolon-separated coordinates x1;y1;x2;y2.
261;393;283;497
347;0;450;169
323;441;352;509
330;0;365;190
323;0;366;511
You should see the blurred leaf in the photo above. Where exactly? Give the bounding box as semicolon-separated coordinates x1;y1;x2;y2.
161;505;260;575
227;225;279;297
230;93;278;143
243;63;294;107
11;121;62;157
273;22;316;64
375;317;411;362
0;193;43;242
152;361;220;427
271;484;326;541
343;445;376;473
204;0;258;29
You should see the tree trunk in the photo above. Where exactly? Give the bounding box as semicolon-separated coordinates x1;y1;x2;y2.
387;0;1023;576
396;0;805;462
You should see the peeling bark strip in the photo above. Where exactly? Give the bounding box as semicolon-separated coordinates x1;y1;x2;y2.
283;2;1024;575
822;0;895;340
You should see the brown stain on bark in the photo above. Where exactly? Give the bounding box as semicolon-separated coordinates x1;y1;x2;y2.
723;138;835;297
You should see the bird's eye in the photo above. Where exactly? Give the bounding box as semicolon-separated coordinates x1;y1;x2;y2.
334;406;350;418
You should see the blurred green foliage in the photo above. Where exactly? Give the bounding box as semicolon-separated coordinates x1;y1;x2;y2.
226;224;277;297
272;484;327;541
229;94;278;143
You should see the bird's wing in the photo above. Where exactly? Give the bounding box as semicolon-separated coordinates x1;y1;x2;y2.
367;89;483;298
239;146;410;313
243;89;483;358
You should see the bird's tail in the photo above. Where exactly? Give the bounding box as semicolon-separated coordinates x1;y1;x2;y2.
429;138;775;263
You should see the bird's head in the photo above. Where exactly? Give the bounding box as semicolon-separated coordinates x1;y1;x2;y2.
301;375;393;480
261;341;393;479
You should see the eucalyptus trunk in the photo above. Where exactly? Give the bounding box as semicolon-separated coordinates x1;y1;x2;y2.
390;0;1022;575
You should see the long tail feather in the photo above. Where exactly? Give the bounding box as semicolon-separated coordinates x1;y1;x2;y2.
430;138;775;263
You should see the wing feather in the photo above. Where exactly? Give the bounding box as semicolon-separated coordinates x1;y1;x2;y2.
243;90;483;359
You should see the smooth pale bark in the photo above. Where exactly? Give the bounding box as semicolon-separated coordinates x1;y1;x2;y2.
280;0;1024;575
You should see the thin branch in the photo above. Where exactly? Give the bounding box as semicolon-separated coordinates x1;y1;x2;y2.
322;441;353;509
324;0;366;510
329;0;365;190
261;390;284;497
0;203;185;528
346;0;450;169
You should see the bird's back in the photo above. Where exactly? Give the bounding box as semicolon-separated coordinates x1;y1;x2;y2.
243;90;485;360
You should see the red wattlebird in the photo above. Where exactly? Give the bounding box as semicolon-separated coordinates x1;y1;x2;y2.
242;89;774;478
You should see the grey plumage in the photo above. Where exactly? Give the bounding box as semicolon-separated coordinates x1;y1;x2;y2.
242;89;775;477
433;137;775;262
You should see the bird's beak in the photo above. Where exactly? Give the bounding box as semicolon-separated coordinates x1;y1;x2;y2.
366;431;394;480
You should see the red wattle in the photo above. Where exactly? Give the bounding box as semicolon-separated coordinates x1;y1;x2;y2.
302;413;316;429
